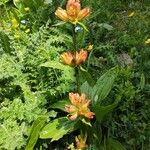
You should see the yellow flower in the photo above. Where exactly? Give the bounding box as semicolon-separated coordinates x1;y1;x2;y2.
128;12;135;17
61;49;88;66
87;44;94;51
11;18;19;29
25;28;30;33
145;38;150;44
55;0;90;24
65;93;95;120
75;134;87;149
24;7;30;12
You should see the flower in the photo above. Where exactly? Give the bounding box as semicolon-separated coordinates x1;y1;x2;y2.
87;44;94;51
65;93;95;120
11;18;19;29
24;7;30;12
75;134;87;149
145;38;150;44
61;49;88;66
75;49;88;65
128;12;135;17
55;0;90;24
25;28;30;33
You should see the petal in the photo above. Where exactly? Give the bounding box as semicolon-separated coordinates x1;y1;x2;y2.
84;111;95;119
77;8;90;20
65;105;77;113
75;49;88;65
69;93;79;105
61;51;74;65
69;112;78;120
55;7;68;21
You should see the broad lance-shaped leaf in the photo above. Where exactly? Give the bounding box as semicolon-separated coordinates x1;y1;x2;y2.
25;115;48;150
91;67;118;104
79;67;95;87
93;95;121;121
40;117;77;141
106;138;126;150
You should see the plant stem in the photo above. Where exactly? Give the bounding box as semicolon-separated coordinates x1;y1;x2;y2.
75;67;80;93
72;24;77;51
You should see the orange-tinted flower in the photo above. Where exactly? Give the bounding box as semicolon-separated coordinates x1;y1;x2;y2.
61;51;74;66
55;0;90;24
75;134;87;149
65;93;95;120
75;49;88;65
61;49;88;66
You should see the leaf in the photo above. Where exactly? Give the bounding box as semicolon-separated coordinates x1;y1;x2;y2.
80;81;93;99
140;73;145;90
106;138;126;150
91;67;118;104
93;95;121;121
80;118;92;127
50;99;70;111
25;115;48;150
98;23;114;31
0;31;11;54
40;61;72;70
77;22;89;32
40;117;77;141
79;67;95;86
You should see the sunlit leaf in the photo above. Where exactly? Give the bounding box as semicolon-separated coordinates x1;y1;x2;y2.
25;115;48;150
40;117;77;141
106;138;126;150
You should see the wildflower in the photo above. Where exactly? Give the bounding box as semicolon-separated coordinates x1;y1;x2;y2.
55;0;90;24
61;49;88;66
65;93;95;120
61;51;74;66
145;38;150;44
87;44;94;51
11;18;19;29
75;134;87;149
24;7;30;12
25;28;30;33
128;12;135;17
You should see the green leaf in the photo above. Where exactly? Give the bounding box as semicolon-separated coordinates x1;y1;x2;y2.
80;118;92;127
80;81;93;99
91;67;118;104
79;67;95;86
50;99;70;111
40;61;72;71
77;22;89;32
140;73;145;90
25;115;48;150
93;96;121;121
106;138;126;150
98;23;114;31
40;117;77;141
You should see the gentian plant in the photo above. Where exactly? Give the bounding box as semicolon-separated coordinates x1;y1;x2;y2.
26;0;126;150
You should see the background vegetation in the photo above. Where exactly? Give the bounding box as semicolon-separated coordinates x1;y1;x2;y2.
0;0;150;149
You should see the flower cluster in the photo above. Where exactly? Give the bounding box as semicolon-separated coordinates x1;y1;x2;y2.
65;93;95;120
61;49;88;66
55;0;90;24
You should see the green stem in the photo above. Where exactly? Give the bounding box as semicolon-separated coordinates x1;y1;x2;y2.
75;67;80;93
72;24;77;51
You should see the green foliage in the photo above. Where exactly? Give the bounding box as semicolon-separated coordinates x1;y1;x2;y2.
40;117;77;141
25;115;48;150
0;25;75;149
